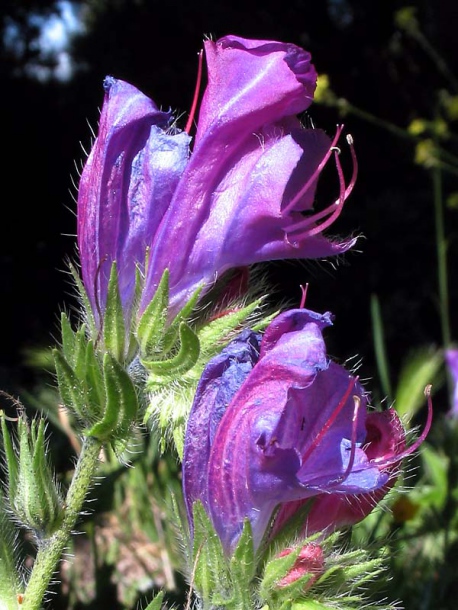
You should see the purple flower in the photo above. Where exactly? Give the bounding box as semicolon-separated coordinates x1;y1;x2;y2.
78;36;357;327
445;349;458;416
182;308;430;554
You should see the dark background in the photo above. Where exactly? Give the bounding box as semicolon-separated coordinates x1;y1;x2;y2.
2;0;458;401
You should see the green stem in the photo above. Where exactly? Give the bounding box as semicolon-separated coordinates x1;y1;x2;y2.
370;293;393;400
435;158;458;178
408;27;458;94
22;436;102;610
432;164;451;349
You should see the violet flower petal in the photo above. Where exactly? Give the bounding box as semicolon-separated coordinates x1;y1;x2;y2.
182;330;261;529
77;77;190;323
195;35;317;139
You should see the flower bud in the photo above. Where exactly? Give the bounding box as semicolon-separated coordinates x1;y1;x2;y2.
276;544;325;589
1;413;64;538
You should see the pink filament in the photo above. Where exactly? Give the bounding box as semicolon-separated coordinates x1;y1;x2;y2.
327;395;362;487
372;385;434;468
282;125;345;217
284;133;358;243
185;50;204;135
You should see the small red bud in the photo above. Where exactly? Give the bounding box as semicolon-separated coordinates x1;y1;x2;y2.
277;543;325;589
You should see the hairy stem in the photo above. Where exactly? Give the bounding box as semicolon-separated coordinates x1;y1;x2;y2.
22;436;102;610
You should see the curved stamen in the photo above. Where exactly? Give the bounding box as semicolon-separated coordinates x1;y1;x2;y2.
284;133;358;241
345;134;358;199
301;376;358;466
311;394;362;489
338;395;361;483
372;385;434;468
281;125;345;217
289;148;346;240
185;49;204;135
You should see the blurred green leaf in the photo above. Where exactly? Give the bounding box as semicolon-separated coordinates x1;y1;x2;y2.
394;348;443;418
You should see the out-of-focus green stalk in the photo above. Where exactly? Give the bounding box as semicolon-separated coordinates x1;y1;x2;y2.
22;436;102;610
337;101;458;176
370;294;393;401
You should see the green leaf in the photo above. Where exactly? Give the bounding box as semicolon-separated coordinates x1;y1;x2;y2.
31;420;63;534
60;312;77;366
162;283;203;352
73;325;89;380
84;340;105;419
394;347;443;418
16;419;45;529
370;294;392;400
69;262;97;337
197;298;261;360
418;444;448;510
291;601;333;610
103;263;126;361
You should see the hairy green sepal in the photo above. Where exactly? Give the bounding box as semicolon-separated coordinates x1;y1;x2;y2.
0;489;23;609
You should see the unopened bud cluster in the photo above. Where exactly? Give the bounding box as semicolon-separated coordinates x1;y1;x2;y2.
0;412;64;538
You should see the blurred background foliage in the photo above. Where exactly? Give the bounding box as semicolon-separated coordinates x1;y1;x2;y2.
1;1;458;608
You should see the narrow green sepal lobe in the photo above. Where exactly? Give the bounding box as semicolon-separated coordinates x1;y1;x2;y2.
53;349;89;421
137;269;169;357
143;591;165;610
86;352;138;441
103;263;126;361
143;322;200;379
